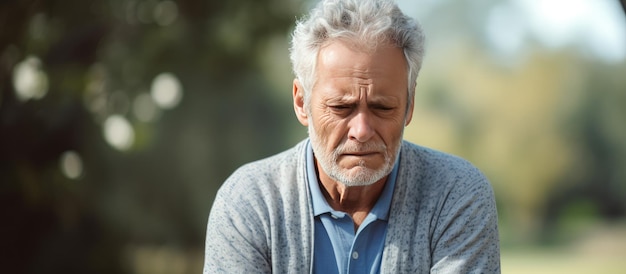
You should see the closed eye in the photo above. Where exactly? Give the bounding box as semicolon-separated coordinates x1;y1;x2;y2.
370;104;395;111
328;104;354;115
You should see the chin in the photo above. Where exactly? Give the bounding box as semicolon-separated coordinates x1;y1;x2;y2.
333;166;390;187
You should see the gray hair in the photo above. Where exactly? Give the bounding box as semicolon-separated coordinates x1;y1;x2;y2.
289;0;425;108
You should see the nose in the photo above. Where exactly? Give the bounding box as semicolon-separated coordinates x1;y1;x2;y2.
347;111;375;143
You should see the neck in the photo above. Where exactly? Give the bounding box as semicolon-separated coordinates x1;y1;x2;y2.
316;165;387;229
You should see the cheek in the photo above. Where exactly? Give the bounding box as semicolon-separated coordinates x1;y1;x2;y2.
379;119;406;144
312;113;345;145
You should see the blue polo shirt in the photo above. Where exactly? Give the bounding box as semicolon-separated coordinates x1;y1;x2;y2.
306;141;399;274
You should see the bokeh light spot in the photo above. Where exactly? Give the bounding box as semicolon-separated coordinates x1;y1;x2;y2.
137;0;155;24
60;150;83;180
104;115;135;151
12;55;49;102
133;92;161;122
84;63;108;118
150;72;182;109
154;1;178;26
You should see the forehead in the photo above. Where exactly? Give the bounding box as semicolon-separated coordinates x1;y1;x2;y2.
314;40;408;96
320;40;406;69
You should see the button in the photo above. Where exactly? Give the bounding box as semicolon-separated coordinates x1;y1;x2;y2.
331;214;338;219
352;251;359;260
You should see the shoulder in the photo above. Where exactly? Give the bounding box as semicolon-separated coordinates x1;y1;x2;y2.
400;141;486;182
232;140;305;182
205;140;314;273
398;141;492;201
216;140;307;200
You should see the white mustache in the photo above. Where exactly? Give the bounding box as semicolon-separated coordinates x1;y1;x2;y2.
334;141;387;155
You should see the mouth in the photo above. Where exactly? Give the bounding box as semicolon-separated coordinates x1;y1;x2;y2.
342;151;379;157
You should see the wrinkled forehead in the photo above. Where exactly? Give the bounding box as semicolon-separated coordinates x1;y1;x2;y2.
314;41;409;95
316;40;408;75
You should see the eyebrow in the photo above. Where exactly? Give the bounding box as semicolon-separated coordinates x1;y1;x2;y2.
325;95;399;106
367;96;398;105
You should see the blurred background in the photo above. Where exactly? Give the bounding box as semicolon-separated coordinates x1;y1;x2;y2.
1;0;624;273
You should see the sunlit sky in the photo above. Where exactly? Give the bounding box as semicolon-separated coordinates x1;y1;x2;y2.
398;0;626;63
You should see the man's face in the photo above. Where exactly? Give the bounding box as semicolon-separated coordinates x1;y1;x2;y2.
294;40;414;187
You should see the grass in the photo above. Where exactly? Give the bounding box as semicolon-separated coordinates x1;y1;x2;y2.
501;223;626;274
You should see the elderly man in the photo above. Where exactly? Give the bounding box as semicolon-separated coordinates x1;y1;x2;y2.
203;0;500;273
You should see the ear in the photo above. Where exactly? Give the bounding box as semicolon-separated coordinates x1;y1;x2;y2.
404;95;415;126
293;79;309;126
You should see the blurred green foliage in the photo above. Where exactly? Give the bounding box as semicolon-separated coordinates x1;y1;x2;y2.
1;0;304;273
1;0;625;273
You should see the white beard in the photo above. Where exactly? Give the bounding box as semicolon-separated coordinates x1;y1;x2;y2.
308;122;402;187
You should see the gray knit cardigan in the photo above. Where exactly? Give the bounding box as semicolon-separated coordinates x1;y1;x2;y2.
204;140;500;273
